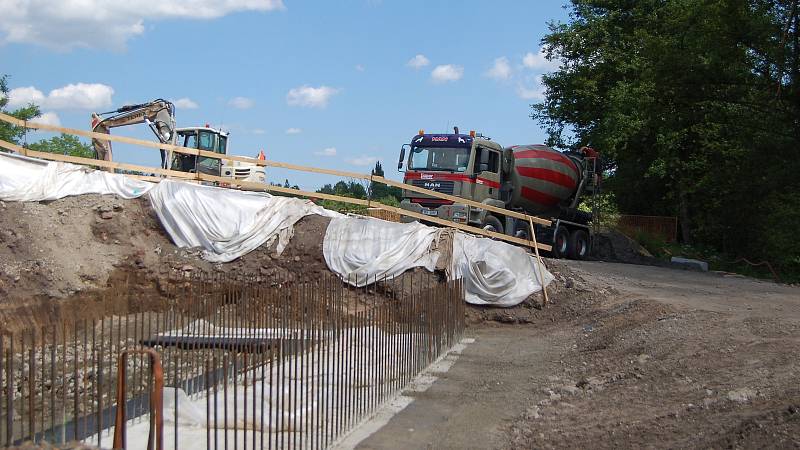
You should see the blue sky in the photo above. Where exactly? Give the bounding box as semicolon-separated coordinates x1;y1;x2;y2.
1;0;570;189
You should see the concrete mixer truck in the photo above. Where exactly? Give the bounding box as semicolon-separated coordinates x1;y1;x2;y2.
397;128;600;259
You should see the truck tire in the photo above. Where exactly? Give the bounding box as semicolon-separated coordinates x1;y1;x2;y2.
482;215;504;234
568;229;590;260
553;226;570;258
514;222;531;241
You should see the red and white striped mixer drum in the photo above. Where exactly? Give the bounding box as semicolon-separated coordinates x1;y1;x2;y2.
507;144;581;215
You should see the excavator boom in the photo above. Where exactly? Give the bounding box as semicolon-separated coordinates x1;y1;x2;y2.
91;99;176;167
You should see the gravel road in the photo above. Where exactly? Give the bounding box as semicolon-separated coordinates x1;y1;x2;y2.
356;261;800;449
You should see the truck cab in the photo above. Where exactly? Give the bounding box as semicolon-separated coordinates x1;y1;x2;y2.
398;130;508;231
171;126;266;183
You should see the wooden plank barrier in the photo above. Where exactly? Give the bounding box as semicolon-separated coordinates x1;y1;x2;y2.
0;113;553;251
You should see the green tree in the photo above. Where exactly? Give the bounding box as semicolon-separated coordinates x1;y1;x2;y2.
369;161;402;202
28;133;94;158
0;75;41;147
533;0;800;274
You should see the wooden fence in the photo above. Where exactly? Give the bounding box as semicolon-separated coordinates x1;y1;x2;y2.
616;215;678;243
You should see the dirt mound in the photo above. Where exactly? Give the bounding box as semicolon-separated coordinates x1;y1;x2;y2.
0;194;357;332
0;195;339;302
465;259;617;325
592;228;663;265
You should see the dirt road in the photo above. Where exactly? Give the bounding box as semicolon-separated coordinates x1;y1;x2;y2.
356;261;800;449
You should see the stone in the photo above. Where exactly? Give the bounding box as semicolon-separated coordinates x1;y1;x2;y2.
671;257;709;272
558;385;579;395
100;211;113;220
727;388;756;403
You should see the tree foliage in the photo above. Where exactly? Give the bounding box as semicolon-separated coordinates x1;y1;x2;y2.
28;133;94;158
369;161;402;202
0;75;41;147
314;162;402;212
534;0;800;274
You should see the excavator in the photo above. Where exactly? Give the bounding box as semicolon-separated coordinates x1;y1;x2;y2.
90;99;265;183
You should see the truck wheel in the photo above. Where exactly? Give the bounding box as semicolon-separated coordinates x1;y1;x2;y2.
482;215;504;234
553;226;570;258
568;229;590;260
515;222;531;240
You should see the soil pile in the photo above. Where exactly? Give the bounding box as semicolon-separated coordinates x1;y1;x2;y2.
466;259;616;325
0;194;343;331
592;228;661;265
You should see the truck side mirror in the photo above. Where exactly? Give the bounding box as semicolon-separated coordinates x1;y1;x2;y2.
398;144;409;171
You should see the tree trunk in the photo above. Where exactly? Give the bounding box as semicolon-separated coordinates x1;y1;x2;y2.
678;187;692;244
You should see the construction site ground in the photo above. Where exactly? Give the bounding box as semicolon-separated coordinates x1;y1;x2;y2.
357;260;800;449
2;194;800;448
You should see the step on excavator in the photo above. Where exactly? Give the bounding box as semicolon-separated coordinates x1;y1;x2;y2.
90;99;265;183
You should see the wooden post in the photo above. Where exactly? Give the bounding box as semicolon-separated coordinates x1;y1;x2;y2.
528;217;550;305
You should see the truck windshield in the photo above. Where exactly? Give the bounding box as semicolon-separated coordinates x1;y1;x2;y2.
409;146;471;172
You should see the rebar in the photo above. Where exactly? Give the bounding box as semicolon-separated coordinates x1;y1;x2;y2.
0;269;464;449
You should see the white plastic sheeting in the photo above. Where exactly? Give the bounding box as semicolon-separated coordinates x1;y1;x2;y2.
0;152;553;306
323;215;441;284
0;152;154;201
324;215;553;307
148;179;340;263
451;232;554;306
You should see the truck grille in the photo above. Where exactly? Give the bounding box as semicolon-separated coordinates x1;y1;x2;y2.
411;179;455;195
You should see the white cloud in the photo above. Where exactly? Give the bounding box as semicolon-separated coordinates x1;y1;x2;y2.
517;75;546;100
522;47;560;71
8;83;114;110
485;57;512;81
285;127;302;135
173;97;198;109
286;85;340;108
431;64;463;83
313;147;337;157
252;128;265;135
347;155;377;166
228;96;254;109
355;64;365;72
36;111;61;127
6;86;44;108
407;54;430;69
0;0;285;51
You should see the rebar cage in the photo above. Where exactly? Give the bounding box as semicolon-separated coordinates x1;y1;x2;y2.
0;269;465;449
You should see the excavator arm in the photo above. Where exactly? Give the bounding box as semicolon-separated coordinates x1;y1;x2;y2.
91;99;176;168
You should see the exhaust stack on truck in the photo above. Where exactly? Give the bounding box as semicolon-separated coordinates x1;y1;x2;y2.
398;128;600;259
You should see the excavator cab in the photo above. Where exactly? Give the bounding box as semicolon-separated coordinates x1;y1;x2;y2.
171;126;229;176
